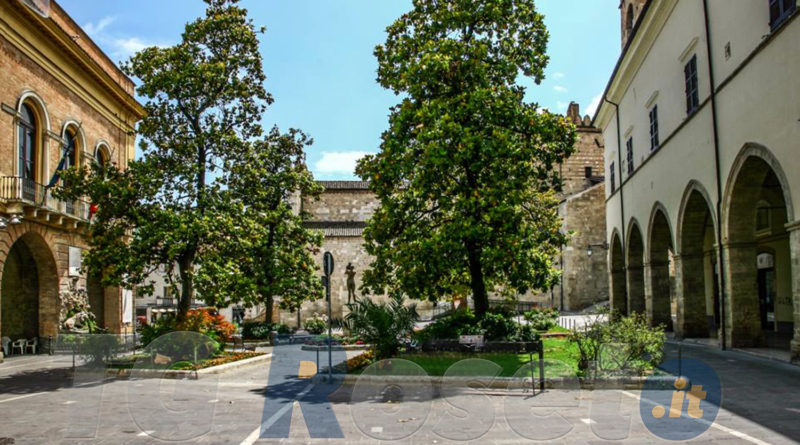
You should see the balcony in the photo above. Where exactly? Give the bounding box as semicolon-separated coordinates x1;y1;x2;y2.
0;176;90;224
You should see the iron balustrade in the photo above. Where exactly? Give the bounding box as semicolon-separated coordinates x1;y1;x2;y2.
0;176;90;220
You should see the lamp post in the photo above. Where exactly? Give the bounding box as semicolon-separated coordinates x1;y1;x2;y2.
322;251;334;381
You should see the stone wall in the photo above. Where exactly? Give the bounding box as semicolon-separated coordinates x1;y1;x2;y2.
560;183;609;310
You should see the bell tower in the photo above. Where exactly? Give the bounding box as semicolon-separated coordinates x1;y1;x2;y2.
620;0;647;49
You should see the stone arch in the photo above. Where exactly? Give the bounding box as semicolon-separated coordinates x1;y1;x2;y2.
15;90;51;186
722;143;794;240
609;229;627;316
626;219;646;315
0;227;60;344
722;144;794;350
676;181;719;339
647;203;674;330
16;90;51;132
93;141;112;167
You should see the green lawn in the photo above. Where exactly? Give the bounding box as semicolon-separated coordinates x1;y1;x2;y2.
391;338;580;378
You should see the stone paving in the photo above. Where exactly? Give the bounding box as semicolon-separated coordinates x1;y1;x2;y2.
0;342;798;443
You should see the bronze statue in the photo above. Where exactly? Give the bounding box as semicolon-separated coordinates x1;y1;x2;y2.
345;262;357;303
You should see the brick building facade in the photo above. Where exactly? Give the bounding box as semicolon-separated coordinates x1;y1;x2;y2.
0;0;143;360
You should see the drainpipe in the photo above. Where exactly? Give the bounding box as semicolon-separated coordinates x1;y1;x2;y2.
604;98;628;313
702;0;727;350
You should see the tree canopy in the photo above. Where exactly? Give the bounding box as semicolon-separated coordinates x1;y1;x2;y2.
356;0;576;316
57;0;323;319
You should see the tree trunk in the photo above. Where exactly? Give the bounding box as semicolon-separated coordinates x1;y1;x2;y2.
177;250;196;320
466;240;488;317
264;294;274;324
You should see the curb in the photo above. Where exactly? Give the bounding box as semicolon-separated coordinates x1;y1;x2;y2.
74;353;273;380
340;373;671;390
301;344;370;352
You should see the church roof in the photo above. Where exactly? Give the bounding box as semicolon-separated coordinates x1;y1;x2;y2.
316;181;371;190
304;221;367;237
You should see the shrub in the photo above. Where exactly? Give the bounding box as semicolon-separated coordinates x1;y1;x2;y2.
178;308;235;344
523;308;560;331
304;313;328;335
415;309;480;344
345;296;418;359
478;313;518;341
569;312;665;377
241;321;273;340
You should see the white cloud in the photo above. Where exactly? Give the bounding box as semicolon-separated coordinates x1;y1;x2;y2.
553;85;568;93
585;94;603;118
552;72;565;80
314;151;370;176
83;16;165;63
111;37;153;60
84;16;116;36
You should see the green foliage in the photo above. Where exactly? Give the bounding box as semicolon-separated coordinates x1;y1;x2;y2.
357;0;576;317
241;321;272;340
569;312;666;377
416;309;538;343
344;296;419;359
303;314;327;335
54;0;320;320
523;307;560;331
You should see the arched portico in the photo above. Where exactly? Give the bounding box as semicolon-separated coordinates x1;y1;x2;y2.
626;221;646;315
0;230;59;350
609;230;627;316
676;182;719;339
723;145;795;351
646;204;674;330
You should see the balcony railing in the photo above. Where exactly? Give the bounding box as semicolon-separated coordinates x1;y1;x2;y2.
0;176;90;221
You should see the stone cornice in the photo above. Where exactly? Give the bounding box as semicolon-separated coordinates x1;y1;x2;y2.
0;1;144;131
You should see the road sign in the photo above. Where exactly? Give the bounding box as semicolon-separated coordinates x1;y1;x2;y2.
323;251;334;276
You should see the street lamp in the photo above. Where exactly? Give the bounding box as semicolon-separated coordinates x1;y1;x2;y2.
587;241;609;257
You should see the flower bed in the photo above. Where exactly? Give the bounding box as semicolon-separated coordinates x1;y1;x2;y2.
106;351;265;370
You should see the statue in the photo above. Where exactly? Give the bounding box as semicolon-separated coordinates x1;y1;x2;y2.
59;277;98;333
345;262;357;304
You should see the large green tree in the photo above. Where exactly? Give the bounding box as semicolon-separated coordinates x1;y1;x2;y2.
58;0;321;319
356;0;576;317
204;127;324;323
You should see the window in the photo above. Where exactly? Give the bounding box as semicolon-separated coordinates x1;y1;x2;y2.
18;104;37;200
756;206;772;232
684;55;699;114
610;162;616;193
626;137;634;174
770;0;796;29
649;105;660;151
585;166;593;178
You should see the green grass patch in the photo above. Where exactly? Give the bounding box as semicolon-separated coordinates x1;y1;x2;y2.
373;339;580;378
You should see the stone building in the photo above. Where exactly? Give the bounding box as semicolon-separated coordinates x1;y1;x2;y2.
281;181;379;326
0;0;144;359
526;102;608;311
596;0;800;360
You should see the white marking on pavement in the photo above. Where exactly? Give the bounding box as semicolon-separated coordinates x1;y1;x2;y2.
137;431;155;437
580;418;596;424
621;391;772;445
239;383;314;445
0;392;47;403
63;400;76;405
208;399;219;403
371;426;384;433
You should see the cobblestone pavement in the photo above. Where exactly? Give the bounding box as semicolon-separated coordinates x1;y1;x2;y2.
0;342;798;444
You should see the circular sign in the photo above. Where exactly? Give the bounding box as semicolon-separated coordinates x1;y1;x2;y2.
640;358;721;441
323;251;334;276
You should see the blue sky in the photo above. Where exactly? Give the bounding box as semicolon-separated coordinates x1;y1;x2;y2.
61;0;621;180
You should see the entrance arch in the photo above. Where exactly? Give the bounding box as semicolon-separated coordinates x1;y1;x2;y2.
647;205;674;330
626;221;646;315
609;231;627;316
677;183;719;339
723;147;794;350
1;232;59;344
